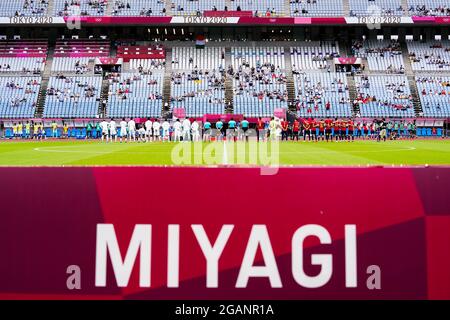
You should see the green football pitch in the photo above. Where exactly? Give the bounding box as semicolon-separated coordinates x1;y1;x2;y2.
0;139;449;166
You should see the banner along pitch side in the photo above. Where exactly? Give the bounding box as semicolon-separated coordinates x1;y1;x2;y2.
0;167;449;300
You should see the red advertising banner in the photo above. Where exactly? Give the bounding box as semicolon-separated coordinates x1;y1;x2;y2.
0;167;449;300
237;17;296;25
203;11;253;17
172;108;186;119
58;15;450;26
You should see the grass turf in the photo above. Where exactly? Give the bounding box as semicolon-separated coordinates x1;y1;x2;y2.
0;139;449;166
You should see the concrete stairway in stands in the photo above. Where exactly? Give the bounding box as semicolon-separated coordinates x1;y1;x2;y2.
284;47;296;112
346;75;359;116
400;43;423;115
105;0;114;16
165;0;173;16
401;43;414;75
225;0;233;11
401;0;409;14
343;0;351;16
407;75;423;116
98;78;109;118
35;78;49;118
34;44;55;118
46;0;55;16
224;47;233;114
284;0;291;17
162;48;173;117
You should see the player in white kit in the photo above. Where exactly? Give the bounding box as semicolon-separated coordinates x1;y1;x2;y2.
109;119;117;143
162;120;170;142
145;118;153;142
182;118;191;142
153;119;161;141
137;125;146;143
173;119;182;142
191;120;200;142
119;118;128;143
100;120;109;143
128;118;136;142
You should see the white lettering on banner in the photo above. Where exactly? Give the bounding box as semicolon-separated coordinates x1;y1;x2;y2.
192;225;234;288
292;225;333;288
236;225;282;288
95;224;151;287
345;16;413;24
170;16;239;24
5;16;64;24
94;223;379;289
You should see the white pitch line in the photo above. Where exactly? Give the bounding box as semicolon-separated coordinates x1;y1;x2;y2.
222;141;228;165
33;146;417;155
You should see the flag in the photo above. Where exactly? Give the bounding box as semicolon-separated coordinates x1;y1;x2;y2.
196;35;206;49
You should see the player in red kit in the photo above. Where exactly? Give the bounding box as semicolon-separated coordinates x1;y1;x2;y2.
257;117;265;142
318;119;325;141
347;119;355;142
310;118;317;141
303;118;311;141
292;119;300;141
325;118;333;142
334;118;340;141
281;119;289;141
340;119;347;141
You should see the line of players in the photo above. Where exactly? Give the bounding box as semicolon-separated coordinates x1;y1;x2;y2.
98;118;202;142
9;121;68;139
7;117;416;142
274;117;416;142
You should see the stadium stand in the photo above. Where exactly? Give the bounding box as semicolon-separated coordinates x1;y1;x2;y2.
407;0;450;16
171;70;226;116
349;0;404;16
294;72;352;117
290;0;344;17
54;39;110;57
352;40;405;73
171;0;227;15
1;0;449;17
117;45;166;71
233;79;288;116
43;75;102;118
129;59;165;71
51;39;110;73
407;41;450;71
112;0;166;16
172;47;225;70
0;40;47;74
0;76;41;118
355;75;415;117
52;57;92;73
416;77;450;117
0;57;45;73
231;47;285;70
0;0;49;16
230;0;286;17
0;35;448;122
170;46;226;116
107;72;163;118
54;0;107;16
232;47;288;116
290;41;340;71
